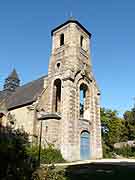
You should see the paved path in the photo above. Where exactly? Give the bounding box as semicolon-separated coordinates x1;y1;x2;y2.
45;158;135;166
41;159;135;179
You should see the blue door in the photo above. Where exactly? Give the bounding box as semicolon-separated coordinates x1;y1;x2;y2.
80;131;90;160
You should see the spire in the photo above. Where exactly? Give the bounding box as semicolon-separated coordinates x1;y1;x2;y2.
8;68;19;79
3;69;20;92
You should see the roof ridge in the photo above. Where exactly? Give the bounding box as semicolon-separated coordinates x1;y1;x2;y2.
16;74;47;90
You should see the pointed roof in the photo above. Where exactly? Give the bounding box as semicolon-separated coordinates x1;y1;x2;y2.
8;69;20;80
51;19;91;37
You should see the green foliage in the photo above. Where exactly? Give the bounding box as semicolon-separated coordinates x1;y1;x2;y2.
101;108;128;147
0;125;37;180
101;108;129;158
102;140;113;158
32;165;66;180
26;145;65;164
101;107;135;158
115;145;135;158
124;109;135;140
0;123;65;179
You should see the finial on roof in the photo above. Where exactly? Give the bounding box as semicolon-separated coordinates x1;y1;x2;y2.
69;11;75;20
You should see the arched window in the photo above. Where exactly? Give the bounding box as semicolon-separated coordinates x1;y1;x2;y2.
80;35;84;48
53;79;61;113
60;33;64;46
80;84;88;118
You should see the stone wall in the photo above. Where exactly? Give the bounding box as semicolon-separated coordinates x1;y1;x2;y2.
46;20;103;161
10;106;34;133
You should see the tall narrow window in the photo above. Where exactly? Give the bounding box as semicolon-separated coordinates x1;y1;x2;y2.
60;33;64;46
80;84;88;118
80;35;84;48
53;79;61;112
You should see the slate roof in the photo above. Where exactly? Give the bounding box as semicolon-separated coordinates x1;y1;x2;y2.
0;91;5;102
0;91;10;102
5;75;47;110
8;68;20;80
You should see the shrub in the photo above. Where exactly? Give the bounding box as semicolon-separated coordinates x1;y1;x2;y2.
26;145;65;164
102;141;114;158
0;125;37;180
114;145;135;158
32;165;66;180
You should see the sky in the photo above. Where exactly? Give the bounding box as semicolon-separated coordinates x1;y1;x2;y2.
0;0;135;116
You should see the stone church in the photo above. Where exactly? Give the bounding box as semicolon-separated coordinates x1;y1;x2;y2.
0;19;102;161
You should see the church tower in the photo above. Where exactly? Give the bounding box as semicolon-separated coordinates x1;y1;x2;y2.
42;19;102;161
4;69;20;92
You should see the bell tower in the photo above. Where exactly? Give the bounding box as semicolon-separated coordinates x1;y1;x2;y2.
48;18;92;77
4;69;20;93
45;19;102;161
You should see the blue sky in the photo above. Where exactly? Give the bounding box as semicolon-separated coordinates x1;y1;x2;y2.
0;0;135;116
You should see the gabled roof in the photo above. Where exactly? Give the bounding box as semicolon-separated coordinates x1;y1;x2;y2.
6;75;47;110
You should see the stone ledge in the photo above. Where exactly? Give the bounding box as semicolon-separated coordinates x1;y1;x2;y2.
37;112;61;120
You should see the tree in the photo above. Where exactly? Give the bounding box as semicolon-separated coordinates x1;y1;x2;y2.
123;108;135;140
0;125;37;180
101;108;128;157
